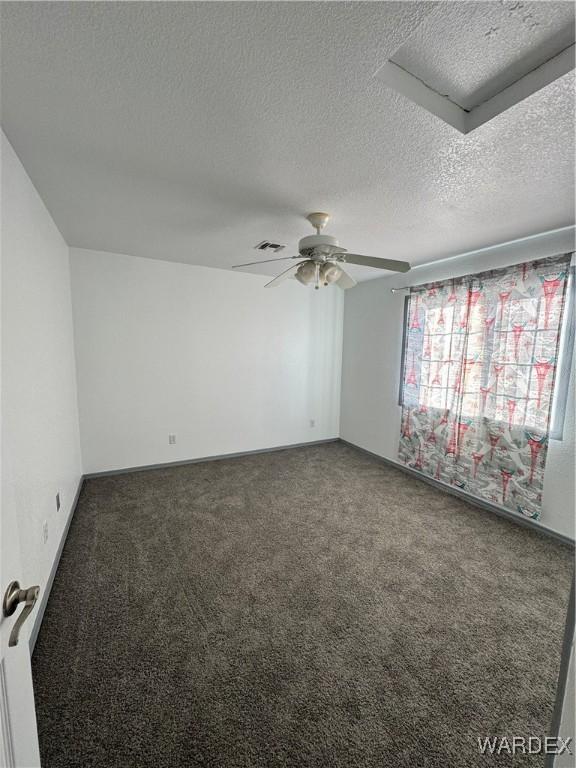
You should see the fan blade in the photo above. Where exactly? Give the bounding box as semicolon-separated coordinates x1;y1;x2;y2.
232;256;297;268
335;266;357;290
344;254;410;272
264;262;302;288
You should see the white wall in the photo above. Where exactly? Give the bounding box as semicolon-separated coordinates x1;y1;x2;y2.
1;132;83;632
70;248;343;474
340;229;576;540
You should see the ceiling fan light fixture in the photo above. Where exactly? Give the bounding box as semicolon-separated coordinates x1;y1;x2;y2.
320;262;342;285
295;261;317;285
233;212;410;290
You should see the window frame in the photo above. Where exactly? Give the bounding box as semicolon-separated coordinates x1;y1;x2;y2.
397;295;410;407
550;264;575;440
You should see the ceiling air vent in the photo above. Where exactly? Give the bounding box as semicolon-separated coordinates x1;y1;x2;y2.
254;241;286;252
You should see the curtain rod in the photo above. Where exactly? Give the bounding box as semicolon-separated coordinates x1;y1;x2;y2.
390;286;429;294
389;243;575;294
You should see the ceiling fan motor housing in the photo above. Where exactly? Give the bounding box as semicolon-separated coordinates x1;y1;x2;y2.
298;234;342;258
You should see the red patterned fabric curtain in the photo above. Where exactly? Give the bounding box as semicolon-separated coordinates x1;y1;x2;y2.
398;254;572;518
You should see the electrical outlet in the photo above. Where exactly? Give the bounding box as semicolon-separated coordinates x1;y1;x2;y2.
43;520;49;544
168;434;176;445
310;419;315;428
56;492;61;511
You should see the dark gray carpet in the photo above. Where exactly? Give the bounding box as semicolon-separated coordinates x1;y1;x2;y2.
32;442;573;768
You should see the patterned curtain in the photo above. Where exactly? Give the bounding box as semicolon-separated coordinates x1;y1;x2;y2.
398;254;572;519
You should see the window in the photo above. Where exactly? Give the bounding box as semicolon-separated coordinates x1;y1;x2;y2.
397;253;573;518
400;256;574;436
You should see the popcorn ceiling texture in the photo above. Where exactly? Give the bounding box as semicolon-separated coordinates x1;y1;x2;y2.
1;2;574;282
392;1;575;109
33;442;572;768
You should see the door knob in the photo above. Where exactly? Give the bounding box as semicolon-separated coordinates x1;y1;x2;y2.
3;581;40;647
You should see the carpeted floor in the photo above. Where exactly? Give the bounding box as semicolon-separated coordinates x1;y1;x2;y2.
32;442;573;768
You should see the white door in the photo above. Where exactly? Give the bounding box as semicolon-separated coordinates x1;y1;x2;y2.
0;487;42;768
1;285;41;766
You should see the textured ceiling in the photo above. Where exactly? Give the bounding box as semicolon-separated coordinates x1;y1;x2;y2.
393;1;575;110
1;1;574;282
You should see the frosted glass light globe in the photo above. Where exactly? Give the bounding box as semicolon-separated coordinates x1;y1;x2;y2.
295;261;316;285
320;262;342;285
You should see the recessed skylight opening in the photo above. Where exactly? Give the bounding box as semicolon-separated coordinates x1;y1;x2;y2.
375;1;575;134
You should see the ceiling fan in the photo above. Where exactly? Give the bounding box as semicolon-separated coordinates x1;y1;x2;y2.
232;212;411;289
